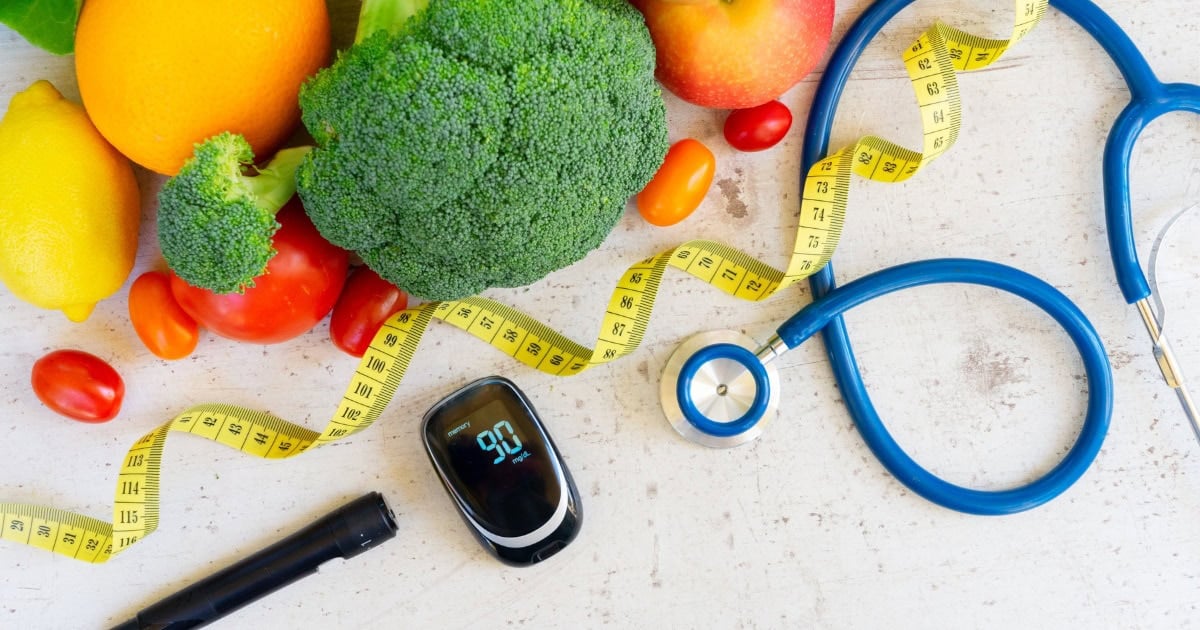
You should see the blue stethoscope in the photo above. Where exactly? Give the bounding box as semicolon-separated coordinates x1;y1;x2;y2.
661;0;1199;514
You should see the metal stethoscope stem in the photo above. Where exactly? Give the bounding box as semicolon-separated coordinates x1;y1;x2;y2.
1136;298;1200;442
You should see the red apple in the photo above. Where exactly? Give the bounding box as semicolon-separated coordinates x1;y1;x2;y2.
631;0;834;109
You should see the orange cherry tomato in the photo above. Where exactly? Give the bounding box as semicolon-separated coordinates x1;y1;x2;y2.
128;270;200;360
636;138;716;227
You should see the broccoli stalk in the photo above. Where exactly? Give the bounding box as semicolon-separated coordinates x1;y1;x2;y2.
157;132;312;293
356;0;430;43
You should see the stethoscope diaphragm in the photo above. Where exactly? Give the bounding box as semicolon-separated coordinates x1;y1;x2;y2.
659;330;780;448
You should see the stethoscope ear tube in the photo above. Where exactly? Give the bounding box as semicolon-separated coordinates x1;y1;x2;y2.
1103;82;1200;304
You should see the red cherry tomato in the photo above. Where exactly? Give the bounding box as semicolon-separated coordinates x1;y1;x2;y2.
129;270;200;360
169;198;350;344
31;350;125;423
723;100;793;152
329;266;409;357
636;138;716;227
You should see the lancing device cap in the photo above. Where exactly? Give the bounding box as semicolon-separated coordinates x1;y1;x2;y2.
110;491;398;630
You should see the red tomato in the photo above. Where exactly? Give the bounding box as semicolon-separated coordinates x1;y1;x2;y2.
169;199;350;344
329;266;409;357
129;270;200;360
723;100;793;152
31;350;125;423
636;138;716;227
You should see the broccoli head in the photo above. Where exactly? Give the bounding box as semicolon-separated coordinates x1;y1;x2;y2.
157;133;311;293
296;0;668;301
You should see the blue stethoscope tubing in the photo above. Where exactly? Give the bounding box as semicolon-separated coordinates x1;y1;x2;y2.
787;260;1111;515
775;0;1154;514
669;258;1114;514
795;0;1200;514
795;0;1197;513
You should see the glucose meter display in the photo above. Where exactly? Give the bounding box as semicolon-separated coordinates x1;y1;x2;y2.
429;395;560;538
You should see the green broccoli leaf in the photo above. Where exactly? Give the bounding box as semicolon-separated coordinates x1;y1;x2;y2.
0;0;82;55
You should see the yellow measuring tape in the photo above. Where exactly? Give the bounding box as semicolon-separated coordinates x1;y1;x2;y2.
1;0;1046;562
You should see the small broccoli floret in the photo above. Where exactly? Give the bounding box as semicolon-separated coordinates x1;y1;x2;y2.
157;133;311;293
296;0;668;301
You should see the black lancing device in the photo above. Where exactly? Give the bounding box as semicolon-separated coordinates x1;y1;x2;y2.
109;491;398;629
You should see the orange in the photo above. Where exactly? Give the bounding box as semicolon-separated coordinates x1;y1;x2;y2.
74;0;331;175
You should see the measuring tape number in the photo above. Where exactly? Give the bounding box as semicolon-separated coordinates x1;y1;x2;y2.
0;0;1047;562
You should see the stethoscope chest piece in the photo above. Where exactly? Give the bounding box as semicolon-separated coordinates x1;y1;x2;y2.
659;330;780;448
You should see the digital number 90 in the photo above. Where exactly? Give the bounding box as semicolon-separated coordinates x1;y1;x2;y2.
476;420;523;464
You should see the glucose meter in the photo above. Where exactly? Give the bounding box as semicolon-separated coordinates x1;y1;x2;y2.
421;376;581;566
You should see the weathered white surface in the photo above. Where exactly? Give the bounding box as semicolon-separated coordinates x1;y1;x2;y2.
2;0;1199;628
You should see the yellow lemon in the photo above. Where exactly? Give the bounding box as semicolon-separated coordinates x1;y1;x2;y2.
0;80;140;322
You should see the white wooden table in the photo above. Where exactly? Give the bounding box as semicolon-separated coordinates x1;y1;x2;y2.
3;1;1199;627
